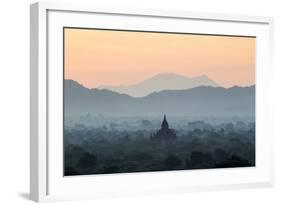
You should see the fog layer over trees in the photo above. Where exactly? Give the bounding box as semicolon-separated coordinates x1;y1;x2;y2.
64;115;255;176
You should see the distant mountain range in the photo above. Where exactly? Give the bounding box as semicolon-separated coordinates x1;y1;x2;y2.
98;73;217;97
65;79;255;117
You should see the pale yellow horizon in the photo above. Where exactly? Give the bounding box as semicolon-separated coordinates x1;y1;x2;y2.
64;28;255;88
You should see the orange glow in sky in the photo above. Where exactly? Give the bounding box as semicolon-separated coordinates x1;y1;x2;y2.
64;28;255;88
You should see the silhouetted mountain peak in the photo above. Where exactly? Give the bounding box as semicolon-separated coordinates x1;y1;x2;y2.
98;73;218;97
151;72;187;79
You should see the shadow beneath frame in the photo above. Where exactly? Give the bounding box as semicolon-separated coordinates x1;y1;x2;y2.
18;192;30;200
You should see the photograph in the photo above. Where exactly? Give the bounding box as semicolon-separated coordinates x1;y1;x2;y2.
63;28;256;176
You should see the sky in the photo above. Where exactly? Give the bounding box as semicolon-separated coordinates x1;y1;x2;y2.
64;28;255;88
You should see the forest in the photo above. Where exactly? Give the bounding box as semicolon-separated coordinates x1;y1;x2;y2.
64;116;255;176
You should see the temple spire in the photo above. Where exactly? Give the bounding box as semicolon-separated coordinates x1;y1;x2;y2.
161;114;169;130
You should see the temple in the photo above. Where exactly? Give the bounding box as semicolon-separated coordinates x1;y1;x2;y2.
151;115;176;142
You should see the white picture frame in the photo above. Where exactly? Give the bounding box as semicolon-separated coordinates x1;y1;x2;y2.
30;2;274;202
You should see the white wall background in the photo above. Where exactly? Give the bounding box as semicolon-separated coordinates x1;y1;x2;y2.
0;0;280;204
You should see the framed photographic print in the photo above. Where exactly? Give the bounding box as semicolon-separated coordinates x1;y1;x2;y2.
30;2;274;202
